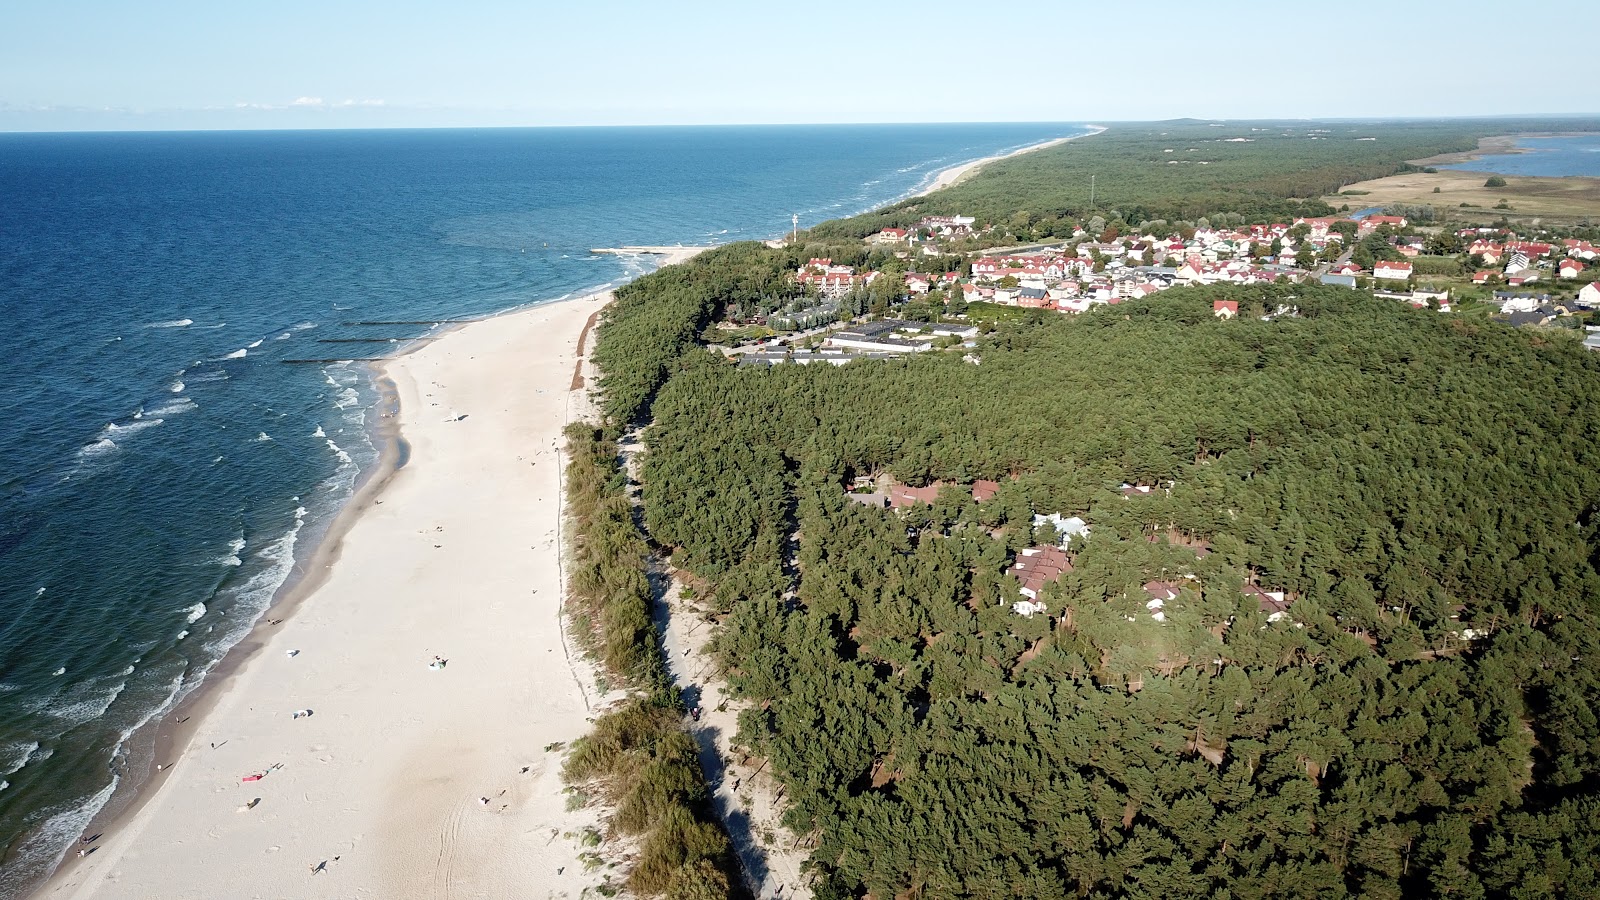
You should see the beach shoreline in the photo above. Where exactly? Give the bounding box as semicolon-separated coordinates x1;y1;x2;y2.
34;251;706;899
912;125;1106;199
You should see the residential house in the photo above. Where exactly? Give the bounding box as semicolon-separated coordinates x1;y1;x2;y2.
1033;513;1091;546
1579;282;1600;308
1496;292;1551;313
1214;300;1239;318
1009;545;1073;609
1560;259;1586;279
888;482;944;509
1373;261;1413;281
1243;585;1293;622
1143;581;1180;623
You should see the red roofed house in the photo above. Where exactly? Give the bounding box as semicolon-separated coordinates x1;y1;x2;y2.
1373;261;1413;281
1358;215;1409;236
1472;270;1495;284
1579;282;1600;308
1560;259;1586;279
1213;300;1238;319
1243;584;1293;621
1010;545;1073;603
870;228;908;244
889;482;944;509
1331;263;1362;277
1143;581;1180;623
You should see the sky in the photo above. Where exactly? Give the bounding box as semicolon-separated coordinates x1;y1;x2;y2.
1;0;1593;131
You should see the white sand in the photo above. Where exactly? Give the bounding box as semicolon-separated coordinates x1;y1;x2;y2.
914;125;1107;197
42;289;628;899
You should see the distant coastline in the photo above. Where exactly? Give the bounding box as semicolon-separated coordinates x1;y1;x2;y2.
912;125;1107;199
1410;132;1600;174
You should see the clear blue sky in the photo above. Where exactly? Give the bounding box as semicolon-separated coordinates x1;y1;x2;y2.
1;0;1591;131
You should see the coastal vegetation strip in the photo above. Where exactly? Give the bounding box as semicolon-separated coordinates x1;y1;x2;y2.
560;422;742;898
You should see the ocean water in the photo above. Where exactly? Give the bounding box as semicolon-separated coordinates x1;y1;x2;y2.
0;122;1087;894
1445;134;1600;177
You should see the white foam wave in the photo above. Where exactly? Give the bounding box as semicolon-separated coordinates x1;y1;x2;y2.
0;778;117;894
197;506;309;660
170;380;185;393
146;319;193;329
216;534;245;566
247;339;263;349
325;438;352;465
222;348;248;360
146;397;197;417
119;665;135;676
176;630;188;640
334;387;359;409
185;602;206;623
255;432;272;443
312;425;326;438
104;418;162;438
1;740;39;776
77;438;118;459
46;681;126;728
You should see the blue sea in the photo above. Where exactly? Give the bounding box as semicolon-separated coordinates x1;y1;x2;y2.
0;122;1088;895
1445;133;1600;177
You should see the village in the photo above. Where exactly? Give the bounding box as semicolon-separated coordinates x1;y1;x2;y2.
731;209;1600;363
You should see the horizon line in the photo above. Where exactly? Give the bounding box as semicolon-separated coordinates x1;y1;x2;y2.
3;114;1600;137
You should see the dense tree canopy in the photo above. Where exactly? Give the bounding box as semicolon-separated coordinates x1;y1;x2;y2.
626;286;1600;898
583;119;1600;898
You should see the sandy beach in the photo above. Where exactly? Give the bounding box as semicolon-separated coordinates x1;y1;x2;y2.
35;258;698;899
915;125;1106;197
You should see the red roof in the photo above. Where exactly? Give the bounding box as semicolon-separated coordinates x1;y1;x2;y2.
1214;300;1239;312
1009;546;1073;596
888;482;944;509
1243;584;1292;615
